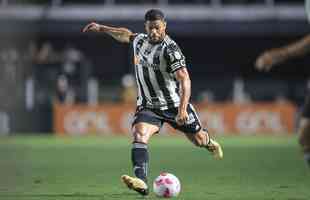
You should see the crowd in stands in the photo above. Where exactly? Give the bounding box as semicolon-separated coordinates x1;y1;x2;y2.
0;41;86;105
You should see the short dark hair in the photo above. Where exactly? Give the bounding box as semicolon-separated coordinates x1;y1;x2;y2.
145;9;165;21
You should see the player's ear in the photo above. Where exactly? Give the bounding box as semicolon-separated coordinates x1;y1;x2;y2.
163;20;167;29
144;21;149;31
161;20;167;33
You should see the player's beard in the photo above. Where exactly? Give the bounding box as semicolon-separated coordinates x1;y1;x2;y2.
149;33;165;44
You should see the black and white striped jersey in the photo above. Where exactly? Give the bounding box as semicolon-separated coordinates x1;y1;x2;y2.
132;33;186;110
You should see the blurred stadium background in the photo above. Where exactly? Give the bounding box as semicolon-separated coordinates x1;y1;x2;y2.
1;1;310;200
0;0;308;135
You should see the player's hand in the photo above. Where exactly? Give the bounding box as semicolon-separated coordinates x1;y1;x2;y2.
176;110;189;125
82;22;100;33
255;49;281;72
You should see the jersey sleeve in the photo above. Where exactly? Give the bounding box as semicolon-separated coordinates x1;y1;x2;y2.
163;43;186;73
129;33;139;43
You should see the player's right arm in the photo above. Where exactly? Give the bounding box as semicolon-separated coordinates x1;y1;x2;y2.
255;34;310;71
82;22;136;43
163;43;189;125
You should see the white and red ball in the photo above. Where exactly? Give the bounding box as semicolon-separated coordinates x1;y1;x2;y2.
153;172;181;198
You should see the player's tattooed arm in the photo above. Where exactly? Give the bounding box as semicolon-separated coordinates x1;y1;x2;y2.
82;22;136;43
255;34;310;71
175;67;191;125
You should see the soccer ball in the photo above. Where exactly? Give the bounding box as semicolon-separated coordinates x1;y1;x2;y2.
153;172;181;198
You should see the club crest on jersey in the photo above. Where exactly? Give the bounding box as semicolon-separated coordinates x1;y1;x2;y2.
174;51;182;60
168;51;182;63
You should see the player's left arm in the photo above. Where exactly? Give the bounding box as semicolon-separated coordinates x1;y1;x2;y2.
175;67;191;125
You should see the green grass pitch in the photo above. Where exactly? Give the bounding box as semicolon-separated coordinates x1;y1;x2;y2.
0;134;309;200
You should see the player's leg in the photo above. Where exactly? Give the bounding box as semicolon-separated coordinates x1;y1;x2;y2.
298;117;310;166
131;122;159;184
121;107;161;195
185;128;223;160
167;103;223;159
298;95;310;167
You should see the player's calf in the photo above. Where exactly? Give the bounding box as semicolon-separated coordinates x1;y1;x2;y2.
186;129;223;159
185;129;209;147
131;142;149;184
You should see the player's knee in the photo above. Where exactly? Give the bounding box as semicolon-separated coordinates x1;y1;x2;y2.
133;130;149;144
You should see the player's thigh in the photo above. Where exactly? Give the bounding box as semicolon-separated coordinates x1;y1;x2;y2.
166;104;206;146
132;122;160;144
170;104;202;133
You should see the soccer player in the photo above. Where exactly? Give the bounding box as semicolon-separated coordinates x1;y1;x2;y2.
83;9;223;195
255;35;310;167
